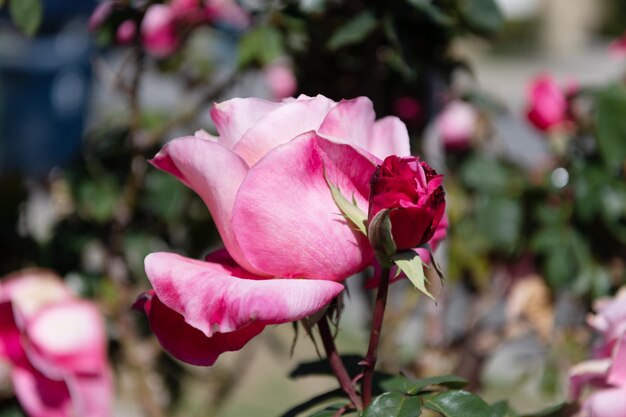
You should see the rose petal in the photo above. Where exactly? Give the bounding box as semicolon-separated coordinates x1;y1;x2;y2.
65;369;113;417
232;95;335;165
317;97;375;150
0;301;25;364
583;388;626;417
25;301;107;377
608;335;626;387
150;137;262;274
569;358;612;399
232;133;376;281
138;292;264;366
12;365;72;417
367;116;412;159
210;98;283;149
144;251;344;337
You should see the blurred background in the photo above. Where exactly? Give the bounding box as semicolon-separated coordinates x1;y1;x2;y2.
0;0;625;415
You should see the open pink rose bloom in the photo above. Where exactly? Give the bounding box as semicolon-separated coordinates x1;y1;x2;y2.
569;288;626;417
0;269;111;417
136;94;446;366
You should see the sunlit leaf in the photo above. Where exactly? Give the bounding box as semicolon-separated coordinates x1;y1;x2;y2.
423;390;496;417
326;176;367;235
363;392;422;417
392;251;435;301
381;375;468;395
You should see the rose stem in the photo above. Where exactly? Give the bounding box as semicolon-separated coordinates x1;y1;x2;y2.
361;264;391;407
318;315;363;411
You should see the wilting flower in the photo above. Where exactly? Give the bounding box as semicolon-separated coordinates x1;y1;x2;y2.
368;155;445;252
570;288;626;416
0;269;111;417
526;74;569;132
437;100;477;151
136;95;413;365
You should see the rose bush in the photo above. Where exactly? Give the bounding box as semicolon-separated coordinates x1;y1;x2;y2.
0;269;111;417
136;94;419;365
569;288;626;416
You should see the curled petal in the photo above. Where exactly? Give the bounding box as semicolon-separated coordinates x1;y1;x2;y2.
317;97;375;150
144;251;344;336
367;116;411;159
569;359;612;399
137;292;264;366
150;137;261;274
232;95;335;165
210;98;282;149
232;133;376;280
608;335;626;387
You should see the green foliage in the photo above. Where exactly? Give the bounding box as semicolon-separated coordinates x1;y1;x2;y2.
327;11;378;51
363;392;422;417
595;84;626;171
238;25;284;67
9;0;42;36
422;390;496;417
380;375;468;395
456;0;504;34
326;177;368;235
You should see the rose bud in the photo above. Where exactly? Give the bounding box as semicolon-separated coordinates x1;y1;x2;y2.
368;156;445;254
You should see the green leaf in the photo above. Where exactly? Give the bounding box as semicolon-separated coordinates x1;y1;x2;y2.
457;0;504;34
238;25;284;67
475;195;522;252
363;392;422;417
459;156;510;193
595;84;626;170
325;176;367;235
392;251;435;301
381;375;468;395
9;0;43;36
327;11;378;51
406;0;454;26
423;390;496;417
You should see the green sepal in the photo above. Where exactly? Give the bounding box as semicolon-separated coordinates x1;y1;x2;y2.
368;209;396;258
392;250;435;301
325;175;367;236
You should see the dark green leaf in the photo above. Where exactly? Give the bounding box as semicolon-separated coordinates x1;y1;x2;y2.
381;375;468;395
521;403;579;417
595;84;626;170
290;355;363;379
327;11;378;51
9;0;43;36
423;390;496;417
406;0;454;26
238;25;284;67
457;0;504;34
77;179;120;224
363;392;422;417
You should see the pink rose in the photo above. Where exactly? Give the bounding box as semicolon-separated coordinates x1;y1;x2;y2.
368;155;445;252
437;100;477;151
88;1;115;32
141;4;179;58
204;0;250;29
526;74;569;132
135;95;412;365
0;270;111;417
570;288;626;417
116;19;136;45
264;61;298;99
610;32;626;60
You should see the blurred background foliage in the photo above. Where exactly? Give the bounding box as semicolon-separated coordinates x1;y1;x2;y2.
0;0;625;416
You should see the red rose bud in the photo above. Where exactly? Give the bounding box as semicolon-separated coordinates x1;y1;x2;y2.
368;156;445;252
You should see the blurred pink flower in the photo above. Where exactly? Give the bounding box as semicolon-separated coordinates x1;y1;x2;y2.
610;32;626;60
393;96;421;122
204;0;250;29
116;19;136;45
141;4;179;58
437;100;477;151
88;1;115;32
136;95;413;365
570;288;626;417
264;61;298;99
0;270;111;417
526;74;569;132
